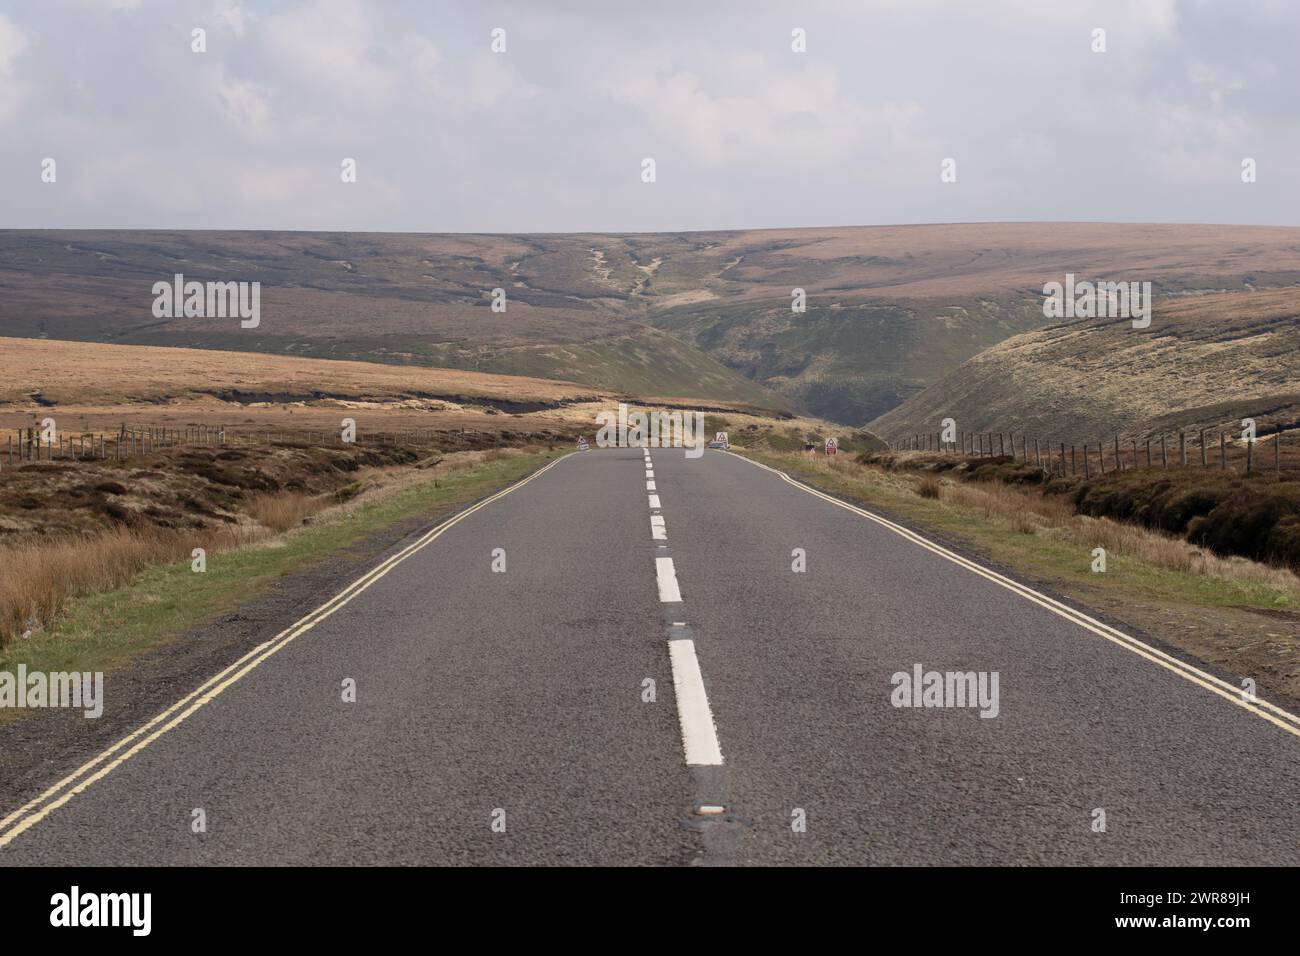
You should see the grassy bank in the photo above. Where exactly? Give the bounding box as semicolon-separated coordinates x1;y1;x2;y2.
0;451;558;690
860;450;1300;569
744;449;1298;609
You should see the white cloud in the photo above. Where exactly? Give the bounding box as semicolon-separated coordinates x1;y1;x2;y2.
216;71;273;137
211;0;253;36
0;14;28;125
612;58;927;172
258;0;400;106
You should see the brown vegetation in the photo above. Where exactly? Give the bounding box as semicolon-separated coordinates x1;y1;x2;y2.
0;442;546;648
244;491;326;533
0;335;612;410
0;524;248;648
859;449;1300;574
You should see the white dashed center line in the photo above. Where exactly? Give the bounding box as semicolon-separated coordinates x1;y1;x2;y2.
655;556;682;602
641;452;726;773
668;639;724;766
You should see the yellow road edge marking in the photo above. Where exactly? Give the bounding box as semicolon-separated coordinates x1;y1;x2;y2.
0;453;571;849
735;453;1300;739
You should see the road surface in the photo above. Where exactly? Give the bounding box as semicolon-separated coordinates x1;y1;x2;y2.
3;447;1300;865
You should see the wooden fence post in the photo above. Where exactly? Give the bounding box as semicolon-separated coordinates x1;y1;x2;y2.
1160;435;1167;468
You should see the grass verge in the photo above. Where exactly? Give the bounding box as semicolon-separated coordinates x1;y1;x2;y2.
742;449;1298;609
0;451;559;698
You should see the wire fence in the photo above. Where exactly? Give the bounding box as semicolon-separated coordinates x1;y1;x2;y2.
889;426;1297;476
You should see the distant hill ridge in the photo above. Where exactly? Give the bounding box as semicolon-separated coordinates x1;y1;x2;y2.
3;223;1299;423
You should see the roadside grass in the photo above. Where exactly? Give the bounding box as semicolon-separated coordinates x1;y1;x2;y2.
739;450;1300;613
245;490;328;532
0;451;558;700
859;449;1300;569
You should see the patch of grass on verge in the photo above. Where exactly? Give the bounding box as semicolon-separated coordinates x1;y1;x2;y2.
741;449;1298;613
0;453;559;691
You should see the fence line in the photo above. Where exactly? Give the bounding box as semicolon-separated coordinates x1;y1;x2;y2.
1;424;498;471
888;425;1294;476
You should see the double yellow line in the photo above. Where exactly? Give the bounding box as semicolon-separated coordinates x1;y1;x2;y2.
737;454;1300;740
0;453;570;850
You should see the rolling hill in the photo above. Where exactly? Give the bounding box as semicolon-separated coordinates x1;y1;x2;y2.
868;287;1300;444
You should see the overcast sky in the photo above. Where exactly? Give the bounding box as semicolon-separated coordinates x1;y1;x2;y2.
1;0;1298;232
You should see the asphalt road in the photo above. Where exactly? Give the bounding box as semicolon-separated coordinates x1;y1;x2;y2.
4;447;1300;865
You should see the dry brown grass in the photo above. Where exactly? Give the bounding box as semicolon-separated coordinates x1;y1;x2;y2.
0;336;612;409
928;470;1300;594
792;452;1300;597
0;448;525;646
0;526;204;644
245;491;327;532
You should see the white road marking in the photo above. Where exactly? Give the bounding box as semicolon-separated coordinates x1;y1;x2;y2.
638;462;725;775
655;556;682;602
668;639;724;766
